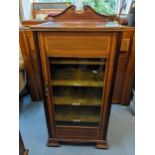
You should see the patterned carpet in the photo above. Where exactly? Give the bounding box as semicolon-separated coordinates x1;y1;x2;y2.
19;98;135;155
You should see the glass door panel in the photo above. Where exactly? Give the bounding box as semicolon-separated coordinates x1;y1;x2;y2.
49;58;106;127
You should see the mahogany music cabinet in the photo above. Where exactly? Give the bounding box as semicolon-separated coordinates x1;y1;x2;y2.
21;5;133;149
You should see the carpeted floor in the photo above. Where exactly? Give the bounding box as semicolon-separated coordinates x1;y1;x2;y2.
19;96;135;155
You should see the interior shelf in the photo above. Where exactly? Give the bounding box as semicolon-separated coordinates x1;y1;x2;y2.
52;80;103;87
50;58;106;65
55;106;100;126
53;87;103;106
51;65;105;87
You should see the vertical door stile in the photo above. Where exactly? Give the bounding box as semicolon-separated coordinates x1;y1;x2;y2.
38;32;56;137
100;33;119;139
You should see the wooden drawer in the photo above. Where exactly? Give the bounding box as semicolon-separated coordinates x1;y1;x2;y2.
41;32;117;57
56;126;100;139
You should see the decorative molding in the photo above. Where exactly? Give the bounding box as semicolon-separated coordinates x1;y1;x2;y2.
121;39;130;51
46;5;119;22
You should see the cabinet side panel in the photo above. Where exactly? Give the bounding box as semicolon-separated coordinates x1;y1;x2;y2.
121;34;135;104
112;54;128;103
100;32;122;139
112;29;134;104
25;31;43;100
19;30;40;100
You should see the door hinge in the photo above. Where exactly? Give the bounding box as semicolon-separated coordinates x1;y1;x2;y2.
44;83;49;96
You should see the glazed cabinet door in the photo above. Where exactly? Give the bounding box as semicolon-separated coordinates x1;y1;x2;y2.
38;31;119;140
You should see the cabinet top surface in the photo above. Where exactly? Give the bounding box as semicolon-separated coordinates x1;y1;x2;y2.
30;21;126;32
